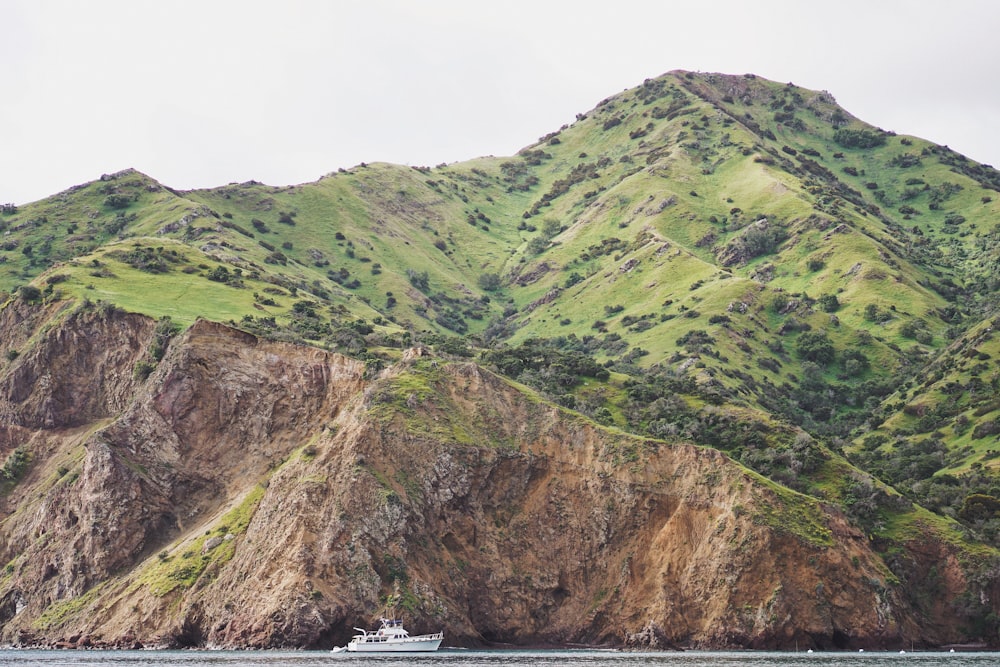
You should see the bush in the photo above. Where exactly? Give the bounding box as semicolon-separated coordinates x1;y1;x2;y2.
972;420;999;440
149;316;179;360
899;318;927;339
796;331;835;365
833;128;887;149
206;266;231;282
406;269;429;291
18;285;42;303
818;294;839;312
103;194;132;209
719;223;788;267
864;303;891;323
888;153;921;168
526;236;549;255
133;360;157;381
477;272;502;291
1;446;28;481
841;349;870;376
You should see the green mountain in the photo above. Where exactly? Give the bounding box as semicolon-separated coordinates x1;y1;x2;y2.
1;70;999;647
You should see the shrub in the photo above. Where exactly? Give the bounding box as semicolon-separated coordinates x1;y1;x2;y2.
888;153;921;168
818;294;840;312
526;236;549;255
406;269;429;291
833;128;887;149
477;272;502;291
18;285;42;303
150;316;179;361
864;304;890;323
758;358;781;373
133;360;157;381
841;349;870;376
899;318;927;339
103;194;132;209
796;331;835;365
722;224;788;265
206;266;231;283
972;420;999;440
1;446;28;481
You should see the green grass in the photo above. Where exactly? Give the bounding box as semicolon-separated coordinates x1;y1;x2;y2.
748;472;834;547
51;239;281;327
33;582;108;631
137;484;265;597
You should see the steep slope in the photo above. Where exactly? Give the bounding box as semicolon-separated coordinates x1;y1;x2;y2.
0;305;992;649
1;70;999;647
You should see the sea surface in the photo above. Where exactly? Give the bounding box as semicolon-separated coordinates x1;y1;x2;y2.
0;650;995;667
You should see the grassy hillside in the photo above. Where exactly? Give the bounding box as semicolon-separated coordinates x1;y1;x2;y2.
2;69;999;562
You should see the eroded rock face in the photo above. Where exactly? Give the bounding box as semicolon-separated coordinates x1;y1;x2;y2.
0;303;993;649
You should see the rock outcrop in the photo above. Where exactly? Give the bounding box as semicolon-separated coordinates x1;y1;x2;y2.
0;303;993;649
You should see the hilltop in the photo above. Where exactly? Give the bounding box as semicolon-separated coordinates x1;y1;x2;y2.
0;70;998;648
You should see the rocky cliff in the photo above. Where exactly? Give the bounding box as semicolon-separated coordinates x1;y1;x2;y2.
0;302;993;649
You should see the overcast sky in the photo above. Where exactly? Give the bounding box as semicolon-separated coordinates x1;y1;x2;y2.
3;0;999;205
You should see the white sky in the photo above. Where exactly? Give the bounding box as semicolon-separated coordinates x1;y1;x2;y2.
2;0;999;205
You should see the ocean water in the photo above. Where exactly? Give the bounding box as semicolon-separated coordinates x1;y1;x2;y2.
0;650;995;667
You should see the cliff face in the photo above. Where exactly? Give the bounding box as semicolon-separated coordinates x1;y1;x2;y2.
0;304;990;649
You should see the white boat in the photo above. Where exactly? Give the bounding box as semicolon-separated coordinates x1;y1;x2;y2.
337;617;443;652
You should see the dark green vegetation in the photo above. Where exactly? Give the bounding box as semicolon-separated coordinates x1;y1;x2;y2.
2;71;1000;622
